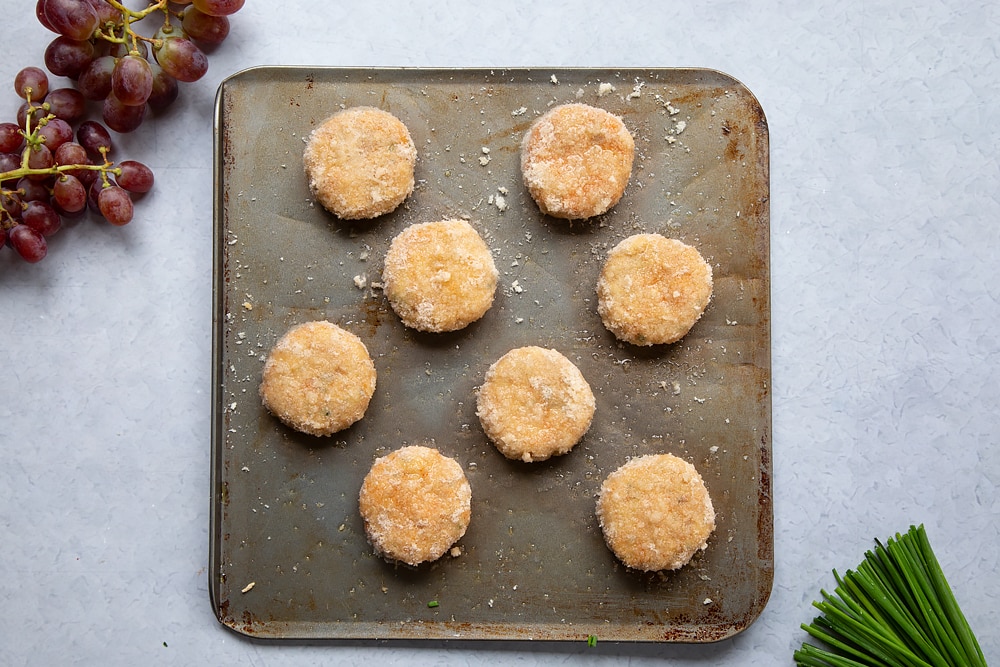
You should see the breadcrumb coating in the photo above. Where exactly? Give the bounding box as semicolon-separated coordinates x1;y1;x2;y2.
596;453;715;571
359;445;472;566
382;219;498;332
597;234;713;345
303;106;416;220
520;103;634;219
259;321;376;437
476;346;595;462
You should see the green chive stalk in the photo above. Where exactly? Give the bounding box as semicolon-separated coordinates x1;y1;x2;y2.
794;525;986;667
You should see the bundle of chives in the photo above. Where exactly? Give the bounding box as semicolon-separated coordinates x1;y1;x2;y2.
794;524;986;667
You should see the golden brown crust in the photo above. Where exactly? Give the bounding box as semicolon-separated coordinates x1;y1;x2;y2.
382;219;498;332
303;106;416;220
597;234;713;346
520;103;635;219
596;454;715;571
358;445;472;566
259;321;376;436
476;346;596;462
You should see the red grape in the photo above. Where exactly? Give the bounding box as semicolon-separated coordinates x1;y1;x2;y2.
52;174;87;212
17;177;53;203
102;93;147;133
192;0;244;17
112;54;153;106
147;62;179;111
77;120;113;158
38;117;74;150
0;122;23;153
15;67;50;100
182;7;231;45
54;141;90;171
0;153;21;173
27;143;55;178
22;200;63;237
36;0;57;32
154;36;208;83
1;191;22;218
87;178;104;213
98;185;133;225
44;88;87;122
77;55;116;100
100;41;125;59
116;160;154;193
86;0;123;29
77;169;98;189
43;0;99;41
9;224;48;262
17;102;46;130
43;36;96;79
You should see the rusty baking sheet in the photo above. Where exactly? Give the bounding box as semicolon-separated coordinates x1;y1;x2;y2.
210;66;771;642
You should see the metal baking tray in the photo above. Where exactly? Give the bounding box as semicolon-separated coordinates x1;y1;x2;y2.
210;66;771;642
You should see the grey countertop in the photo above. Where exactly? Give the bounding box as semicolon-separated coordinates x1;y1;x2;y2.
1;1;997;665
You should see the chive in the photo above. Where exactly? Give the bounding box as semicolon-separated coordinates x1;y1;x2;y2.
799;619;880;665
887;536;960;665
839;567;937;664
793;643;871;666
810;591;926;667
916;527;987;666
427;600;439;608
794;525;985;667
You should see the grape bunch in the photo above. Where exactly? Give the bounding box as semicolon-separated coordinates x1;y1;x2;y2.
1;0;245;263
37;0;245;133
1;67;153;262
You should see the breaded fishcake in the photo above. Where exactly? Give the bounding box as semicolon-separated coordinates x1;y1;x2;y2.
382;219;498;332
597;233;713;346
359;445;472;566
303;106;416;220
596;453;715;572
259;321;376;436
476;346;596;463
520;102;635;219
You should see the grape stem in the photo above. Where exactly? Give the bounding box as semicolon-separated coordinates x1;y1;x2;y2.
95;0;173;53
105;0;170;23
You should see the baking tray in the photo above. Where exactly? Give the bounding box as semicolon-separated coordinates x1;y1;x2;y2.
210;66;771;642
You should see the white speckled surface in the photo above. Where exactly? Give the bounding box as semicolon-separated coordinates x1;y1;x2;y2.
1;1;997;665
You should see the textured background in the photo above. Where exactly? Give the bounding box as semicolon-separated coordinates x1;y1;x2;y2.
1;1;997;665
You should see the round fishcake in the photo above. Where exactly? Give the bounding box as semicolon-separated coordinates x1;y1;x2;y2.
597;233;713;346
596;454;716;572
259;321;376;437
476;346;596;463
303;106;416;220
382;219;499;332
359;445;472;566
520;102;635;219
